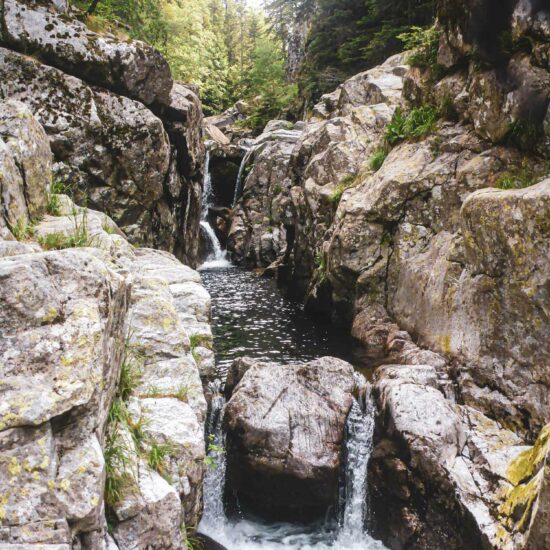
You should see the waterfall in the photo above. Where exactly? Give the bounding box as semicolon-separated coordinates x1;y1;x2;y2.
197;370;386;549
201;148;230;269
337;391;376;544
198;380;229;540
232;148;253;208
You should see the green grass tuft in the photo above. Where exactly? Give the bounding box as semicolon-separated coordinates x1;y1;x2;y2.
385;106;439;146
329;174;357;204
368;148;388;172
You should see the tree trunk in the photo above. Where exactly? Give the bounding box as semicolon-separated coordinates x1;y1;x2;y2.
87;0;101;15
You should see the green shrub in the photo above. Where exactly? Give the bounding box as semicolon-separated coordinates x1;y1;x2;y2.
399;26;440;70
495;166;536;190
385;106;439;146
506;119;544;152
368;148;388;171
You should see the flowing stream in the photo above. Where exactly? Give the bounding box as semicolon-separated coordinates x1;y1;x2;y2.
197;152;386;549
197;266;386;549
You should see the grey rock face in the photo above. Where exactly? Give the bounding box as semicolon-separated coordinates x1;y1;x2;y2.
0;248;130;545
224;356;356;518
369;364;549;550
1;0;172;105
227;124;302;266
0;99;51;226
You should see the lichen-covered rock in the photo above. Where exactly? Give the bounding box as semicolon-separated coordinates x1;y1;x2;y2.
112;460;184;550
224;356;356;519
1;0;172;105
369;363;547;550
0;248;130;545
0;99;50;222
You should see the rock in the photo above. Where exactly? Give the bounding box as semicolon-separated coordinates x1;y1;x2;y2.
112;462;184;550
0;99;51;222
205;123;230;145
370;363;547;550
224;356;356;519
1;0;172;105
227;123;302;266
0;248;130;543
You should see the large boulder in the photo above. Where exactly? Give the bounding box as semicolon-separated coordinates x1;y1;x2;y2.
223;356;356;519
0;0;172;105
369;363;549;550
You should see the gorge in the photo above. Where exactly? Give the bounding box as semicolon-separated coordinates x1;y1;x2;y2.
0;1;549;550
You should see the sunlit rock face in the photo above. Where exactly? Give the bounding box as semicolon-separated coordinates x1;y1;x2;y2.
0;43;211;549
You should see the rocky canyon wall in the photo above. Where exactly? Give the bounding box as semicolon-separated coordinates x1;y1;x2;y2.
0;2;212;548
227;1;550;548
0;0;205;267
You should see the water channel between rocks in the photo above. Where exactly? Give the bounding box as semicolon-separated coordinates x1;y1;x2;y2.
197;265;387;550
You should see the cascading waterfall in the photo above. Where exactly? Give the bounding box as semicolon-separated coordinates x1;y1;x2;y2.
198;380;228;538
198;372;386;549
232;147;253;208
200;147;230;268
335;374;380;548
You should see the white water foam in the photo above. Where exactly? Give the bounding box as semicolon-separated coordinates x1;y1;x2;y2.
200;149;231;269
198;378;387;550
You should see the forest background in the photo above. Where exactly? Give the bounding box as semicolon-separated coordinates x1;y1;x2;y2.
72;0;435;128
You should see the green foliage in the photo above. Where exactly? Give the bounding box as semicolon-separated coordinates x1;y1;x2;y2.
147;441;176;475
398;25;440;70
242;38;298;132
272;184;283;195
368;148;388;172
37;208;93;250
495;164;538;190
506;119;544;152
385;106;439;146
291;0;436;105
329;174;357;204
104;424;134;507
9;218;35;241
204;434;224;469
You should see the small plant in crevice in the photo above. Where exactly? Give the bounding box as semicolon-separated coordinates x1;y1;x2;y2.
147;441;177;476
495;163;538;190
9;218;36;241
314;251;328;283
329;173;357;204
398;26;441;71
505;118;544;152
38;208;94;251
204;434;224;469
272;183;283;195
385;106;439;146
368;148;388;172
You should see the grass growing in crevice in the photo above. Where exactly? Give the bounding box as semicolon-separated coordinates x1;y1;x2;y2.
385;106;439;146
38;208;94;250
329;173;357;204
495;161;549;190
368;148;388;172
314;252;328;283
9;218;36;241
399;26;441;71
505;118;545;152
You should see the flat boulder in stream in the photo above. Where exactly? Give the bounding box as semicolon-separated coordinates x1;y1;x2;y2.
223;356;356;519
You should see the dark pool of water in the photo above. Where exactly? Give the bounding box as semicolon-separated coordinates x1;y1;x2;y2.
200;266;356;376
